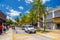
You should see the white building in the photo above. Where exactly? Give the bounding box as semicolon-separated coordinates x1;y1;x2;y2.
45;7;60;30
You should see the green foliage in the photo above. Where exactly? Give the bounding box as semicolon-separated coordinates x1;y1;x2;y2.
19;0;49;30
6;19;13;24
30;0;49;30
15;17;19;22
6;19;17;26
12;22;17;26
19;11;38;26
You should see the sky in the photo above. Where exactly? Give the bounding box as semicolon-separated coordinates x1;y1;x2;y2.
0;0;60;21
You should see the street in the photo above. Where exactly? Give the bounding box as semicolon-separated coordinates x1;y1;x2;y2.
0;0;60;40
14;28;27;34
13;28;52;40
0;28;60;40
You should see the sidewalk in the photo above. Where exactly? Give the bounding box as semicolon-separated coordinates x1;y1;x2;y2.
36;30;60;40
0;28;12;40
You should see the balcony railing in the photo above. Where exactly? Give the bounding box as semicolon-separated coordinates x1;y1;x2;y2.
54;10;60;17
46;12;52;19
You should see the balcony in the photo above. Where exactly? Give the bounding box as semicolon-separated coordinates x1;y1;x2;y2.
54;10;60;18
46;12;52;19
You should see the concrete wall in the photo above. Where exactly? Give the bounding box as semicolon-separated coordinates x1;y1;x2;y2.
45;7;60;30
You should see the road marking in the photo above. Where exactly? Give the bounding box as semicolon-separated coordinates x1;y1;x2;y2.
15;34;30;36
36;32;44;35
12;30;15;40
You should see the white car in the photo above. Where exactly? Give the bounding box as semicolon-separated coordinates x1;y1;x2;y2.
24;25;36;33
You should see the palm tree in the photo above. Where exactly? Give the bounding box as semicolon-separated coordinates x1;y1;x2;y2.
20;14;28;24
19;11;37;26
43;7;49;31
15;13;22;26
30;0;49;31
15;17;19;26
30;0;44;30
28;9;38;26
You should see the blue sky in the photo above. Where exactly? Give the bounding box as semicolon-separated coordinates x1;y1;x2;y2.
0;0;60;21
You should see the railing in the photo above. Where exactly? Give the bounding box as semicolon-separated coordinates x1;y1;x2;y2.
46;12;52;19
54;10;60;17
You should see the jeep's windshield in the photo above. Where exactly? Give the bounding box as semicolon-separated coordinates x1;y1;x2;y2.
28;26;34;28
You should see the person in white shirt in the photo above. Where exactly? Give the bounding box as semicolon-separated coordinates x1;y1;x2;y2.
3;24;7;34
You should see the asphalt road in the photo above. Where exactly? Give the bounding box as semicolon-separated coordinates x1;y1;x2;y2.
13;28;27;34
13;27;52;40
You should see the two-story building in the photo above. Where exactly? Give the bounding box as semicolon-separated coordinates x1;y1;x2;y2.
0;11;6;24
46;7;60;30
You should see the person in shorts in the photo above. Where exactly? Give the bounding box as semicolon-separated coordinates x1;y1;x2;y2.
3;24;7;34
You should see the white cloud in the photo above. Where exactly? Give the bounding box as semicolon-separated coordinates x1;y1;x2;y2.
7;9;21;16
25;0;33;4
25;0;50;4
25;11;30;13
6;16;16;22
42;0;50;4
19;6;24;10
6;16;10;19
10;18;16;22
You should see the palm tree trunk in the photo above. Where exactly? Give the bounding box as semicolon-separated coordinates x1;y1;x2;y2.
37;6;41;30
43;14;46;31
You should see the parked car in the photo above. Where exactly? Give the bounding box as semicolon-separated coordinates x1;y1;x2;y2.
24;25;36;33
22;25;26;30
12;26;15;29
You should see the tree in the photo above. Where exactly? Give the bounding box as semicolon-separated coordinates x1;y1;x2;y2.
30;0;44;30
19;12;37;26
28;9;38;26
43;7;49;31
15;13;22;26
15;17;20;26
19;0;49;31
30;0;49;31
20;14;28;25
6;19;13;24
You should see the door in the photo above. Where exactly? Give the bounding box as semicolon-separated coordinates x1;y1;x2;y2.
57;24;60;29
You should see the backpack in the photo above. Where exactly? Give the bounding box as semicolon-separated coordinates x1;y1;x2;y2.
0;25;2;30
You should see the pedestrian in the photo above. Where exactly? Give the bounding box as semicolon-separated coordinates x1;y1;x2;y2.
12;26;15;30
3;24;7;34
0;23;3;35
6;25;9;30
12;26;17;33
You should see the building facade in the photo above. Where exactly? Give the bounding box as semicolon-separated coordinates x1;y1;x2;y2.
0;11;6;24
46;7;60;30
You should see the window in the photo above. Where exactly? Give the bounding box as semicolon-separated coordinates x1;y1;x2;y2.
54;10;60;17
46;12;52;19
